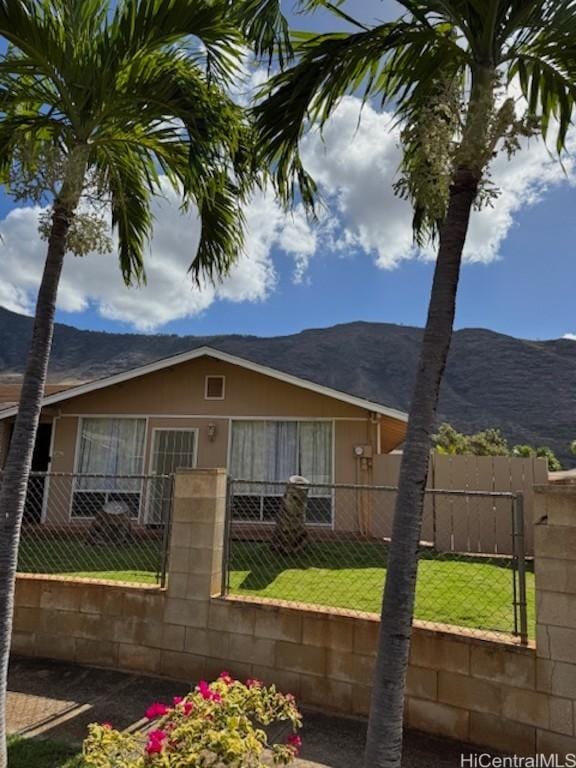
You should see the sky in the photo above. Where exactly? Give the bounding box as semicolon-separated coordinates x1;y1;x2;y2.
0;0;575;342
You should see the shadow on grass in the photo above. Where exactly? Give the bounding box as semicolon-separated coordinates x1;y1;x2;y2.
229;538;527;591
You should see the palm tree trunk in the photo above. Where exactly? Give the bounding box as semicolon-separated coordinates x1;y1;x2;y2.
0;197;76;768
363;167;480;768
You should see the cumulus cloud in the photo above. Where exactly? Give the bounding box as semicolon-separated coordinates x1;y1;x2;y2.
1;94;574;330
0;183;315;331
301;96;576;268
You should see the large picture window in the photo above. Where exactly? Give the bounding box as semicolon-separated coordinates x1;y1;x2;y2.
230;420;333;524
72;418;146;518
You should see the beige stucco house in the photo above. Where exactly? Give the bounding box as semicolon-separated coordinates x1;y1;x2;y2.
0;347;407;528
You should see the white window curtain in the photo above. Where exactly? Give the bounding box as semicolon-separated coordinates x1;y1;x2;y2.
265;421;298;494
230;421;267;486
299;422;332;492
76;418;146;491
230;421;331;493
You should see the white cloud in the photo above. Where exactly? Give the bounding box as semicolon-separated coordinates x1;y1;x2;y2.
301;99;416;268
461;133;576;264
0;183;315;331
1;94;574;330
563;334;576;341
301;96;576;268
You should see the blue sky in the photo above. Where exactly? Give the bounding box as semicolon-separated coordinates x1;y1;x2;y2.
0;0;574;342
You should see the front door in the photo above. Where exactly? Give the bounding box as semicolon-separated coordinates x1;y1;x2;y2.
147;429;197;523
25;422;52;523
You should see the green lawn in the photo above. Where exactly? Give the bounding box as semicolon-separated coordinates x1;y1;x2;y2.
17;532;164;584
7;736;83;768
228;540;535;638
16;531;535;637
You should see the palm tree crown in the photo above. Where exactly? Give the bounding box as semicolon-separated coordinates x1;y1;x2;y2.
0;0;258;284
255;0;576;232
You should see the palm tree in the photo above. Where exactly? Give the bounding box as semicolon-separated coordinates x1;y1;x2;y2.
252;2;576;766
0;1;263;763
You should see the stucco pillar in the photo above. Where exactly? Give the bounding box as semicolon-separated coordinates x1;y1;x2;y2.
534;478;576;754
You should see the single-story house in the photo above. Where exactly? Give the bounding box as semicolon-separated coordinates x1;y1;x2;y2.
0;347;407;528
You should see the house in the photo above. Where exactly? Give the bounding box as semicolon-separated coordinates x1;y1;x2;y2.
0;347;407;528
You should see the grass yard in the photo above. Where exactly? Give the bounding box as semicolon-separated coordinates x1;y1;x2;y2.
228;540;535;637
15;530;535;637
7;736;83;768
17;531;164;584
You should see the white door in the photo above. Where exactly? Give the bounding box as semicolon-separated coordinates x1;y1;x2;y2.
147;429;197;523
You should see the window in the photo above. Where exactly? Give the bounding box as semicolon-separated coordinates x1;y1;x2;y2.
205;375;225;400
72;418;146;518
229;421;332;524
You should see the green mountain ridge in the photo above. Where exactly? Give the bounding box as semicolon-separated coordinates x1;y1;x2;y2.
1;307;574;464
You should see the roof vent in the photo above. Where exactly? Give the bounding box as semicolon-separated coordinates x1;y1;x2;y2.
205;375;225;400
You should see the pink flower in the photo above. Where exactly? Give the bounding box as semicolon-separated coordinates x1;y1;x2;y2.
145;702;169;720
101;722;113;730
197;680;221;702
287;734;302;755
145;730;167;755
172;696;194;716
246;678;262;689
219;671;234;685
198;680;211;700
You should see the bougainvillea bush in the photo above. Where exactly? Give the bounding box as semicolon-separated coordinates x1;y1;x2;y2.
83;673;302;767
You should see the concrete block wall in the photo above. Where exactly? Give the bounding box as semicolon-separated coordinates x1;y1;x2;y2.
13;576;165;672
11;469;576;756
533;481;576;755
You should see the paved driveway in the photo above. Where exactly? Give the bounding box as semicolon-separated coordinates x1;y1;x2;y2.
8;656;490;767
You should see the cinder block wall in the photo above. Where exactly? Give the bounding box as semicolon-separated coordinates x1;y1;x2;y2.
533;480;576;754
11;470;576;756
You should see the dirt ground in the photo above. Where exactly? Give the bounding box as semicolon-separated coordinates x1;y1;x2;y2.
8;656;494;767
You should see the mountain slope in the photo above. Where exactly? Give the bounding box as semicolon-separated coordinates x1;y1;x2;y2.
0;307;574;463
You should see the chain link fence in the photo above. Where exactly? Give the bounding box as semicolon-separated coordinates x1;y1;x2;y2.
9;473;173;586
224;479;531;643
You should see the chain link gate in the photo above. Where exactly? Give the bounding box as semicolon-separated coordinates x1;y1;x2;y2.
223;479;530;643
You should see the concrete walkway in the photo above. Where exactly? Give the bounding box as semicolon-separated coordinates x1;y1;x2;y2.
8;657;490;767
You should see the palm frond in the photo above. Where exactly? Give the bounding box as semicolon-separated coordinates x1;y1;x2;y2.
507;0;576;152
253;19;463;206
233;0;292;67
190;173;246;285
0;0;261;288
298;1;369;32
511;54;576;152
111;0;243;84
93;143;153;285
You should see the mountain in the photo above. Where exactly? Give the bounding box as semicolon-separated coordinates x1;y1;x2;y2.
1;306;574;463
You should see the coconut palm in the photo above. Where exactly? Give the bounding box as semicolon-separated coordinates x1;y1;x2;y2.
0;1;262;763
252;2;576;766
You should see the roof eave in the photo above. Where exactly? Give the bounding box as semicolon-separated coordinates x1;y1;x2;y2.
0;346;408;424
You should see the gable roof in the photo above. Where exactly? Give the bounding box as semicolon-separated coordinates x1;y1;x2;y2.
0;346;408;422
0;383;77;411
